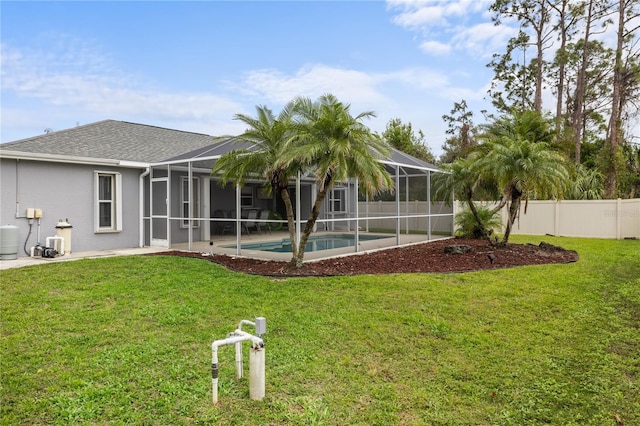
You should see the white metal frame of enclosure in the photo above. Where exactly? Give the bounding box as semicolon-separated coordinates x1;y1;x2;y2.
143;152;454;256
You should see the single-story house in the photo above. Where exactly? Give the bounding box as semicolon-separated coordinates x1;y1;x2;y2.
0;120;453;260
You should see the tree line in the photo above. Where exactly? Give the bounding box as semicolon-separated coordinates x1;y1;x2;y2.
440;0;639;199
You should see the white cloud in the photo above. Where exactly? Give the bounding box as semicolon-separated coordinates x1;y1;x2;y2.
381;67;451;90
387;0;491;25
1;41;247;139
233;63;484;153
451;22;517;59
386;0;502;57
391;5;447;30
419;40;452;55
237;65;387;106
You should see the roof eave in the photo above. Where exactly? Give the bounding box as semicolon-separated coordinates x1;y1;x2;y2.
0;150;149;168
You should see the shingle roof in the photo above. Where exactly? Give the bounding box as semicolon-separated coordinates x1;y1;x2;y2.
0;119;441;173
0;120;216;163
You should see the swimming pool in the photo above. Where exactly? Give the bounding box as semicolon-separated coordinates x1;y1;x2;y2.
228;234;390;253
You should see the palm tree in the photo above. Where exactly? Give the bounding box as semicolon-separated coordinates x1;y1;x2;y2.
476;136;569;243
212;102;301;259
438;110;570;244
483;109;555;145
464;110;570;244
286;94;395;267
454;205;502;239
432;157;497;241
566;164;604;200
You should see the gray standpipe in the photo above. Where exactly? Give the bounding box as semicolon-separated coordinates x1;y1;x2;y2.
211;317;266;404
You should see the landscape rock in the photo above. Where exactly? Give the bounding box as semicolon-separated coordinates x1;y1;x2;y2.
444;244;473;255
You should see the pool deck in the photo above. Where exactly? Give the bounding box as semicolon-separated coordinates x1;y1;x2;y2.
1;231;451;270
173;231;450;262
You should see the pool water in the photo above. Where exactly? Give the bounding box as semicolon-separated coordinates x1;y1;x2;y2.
229;234;389;253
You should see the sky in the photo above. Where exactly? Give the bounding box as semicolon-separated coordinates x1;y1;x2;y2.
1;0;518;156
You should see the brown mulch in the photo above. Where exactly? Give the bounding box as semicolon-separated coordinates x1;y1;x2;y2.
149;238;578;277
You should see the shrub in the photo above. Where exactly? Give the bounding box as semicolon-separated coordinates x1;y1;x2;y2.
455;206;501;238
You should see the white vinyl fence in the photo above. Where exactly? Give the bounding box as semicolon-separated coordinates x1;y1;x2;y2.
358;199;639;239
357;201;454;235
453;198;640;240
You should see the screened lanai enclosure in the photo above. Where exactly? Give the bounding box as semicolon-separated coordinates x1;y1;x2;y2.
143;138;454;261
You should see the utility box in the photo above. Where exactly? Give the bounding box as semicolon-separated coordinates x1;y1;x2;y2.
254;317;267;336
55;219;73;254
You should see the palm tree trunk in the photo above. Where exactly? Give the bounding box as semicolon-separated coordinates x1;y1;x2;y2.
291;187;329;268
502;193;522;244
279;187;298;259
466;199;493;242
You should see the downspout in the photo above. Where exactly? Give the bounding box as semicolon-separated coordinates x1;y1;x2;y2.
139;167;150;247
15;159;20;218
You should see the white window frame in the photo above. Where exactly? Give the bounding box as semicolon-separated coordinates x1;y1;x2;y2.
329;188;347;214
241;186;254;208
94;171;122;233
180;176;200;228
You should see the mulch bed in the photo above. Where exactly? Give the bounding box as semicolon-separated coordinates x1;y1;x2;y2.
148;238;579;277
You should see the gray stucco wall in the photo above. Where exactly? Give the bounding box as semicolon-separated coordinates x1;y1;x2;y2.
1;158;143;257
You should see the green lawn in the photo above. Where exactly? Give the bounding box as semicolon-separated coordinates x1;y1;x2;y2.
1;236;638;425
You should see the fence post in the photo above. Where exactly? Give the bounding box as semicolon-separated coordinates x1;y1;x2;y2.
616;198;622;240
554;200;560;237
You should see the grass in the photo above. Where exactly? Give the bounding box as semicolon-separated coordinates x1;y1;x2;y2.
1;235;638;425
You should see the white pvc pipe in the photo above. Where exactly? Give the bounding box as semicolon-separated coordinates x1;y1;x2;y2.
211;346;219;404
235;341;243;379
211;331;264;404
45;236;64;255
239;317;266;337
238;319;255;330
249;345;265;400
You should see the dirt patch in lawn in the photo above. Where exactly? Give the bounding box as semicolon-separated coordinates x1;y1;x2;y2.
149;238;578;276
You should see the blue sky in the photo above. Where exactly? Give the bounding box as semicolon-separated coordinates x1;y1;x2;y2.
1;0;516;155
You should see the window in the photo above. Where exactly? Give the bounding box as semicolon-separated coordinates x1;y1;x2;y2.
94;172;122;232
329;188;347;213
241;186;254;208
181;177;200;227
